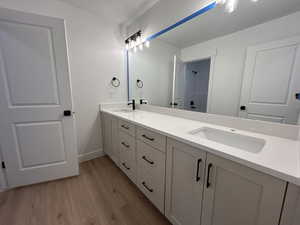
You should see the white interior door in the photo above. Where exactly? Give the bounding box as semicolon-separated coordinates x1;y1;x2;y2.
0;8;78;188
239;36;300;124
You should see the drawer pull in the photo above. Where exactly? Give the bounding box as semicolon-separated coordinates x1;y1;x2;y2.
142;134;155;141
196;158;202;182
142;156;154;165
121;124;130;130
142;182;153;193
121;142;130;148
122;162;130;170
206;163;213;188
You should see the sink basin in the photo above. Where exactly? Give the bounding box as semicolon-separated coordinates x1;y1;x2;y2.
113;108;134;113
189;127;265;153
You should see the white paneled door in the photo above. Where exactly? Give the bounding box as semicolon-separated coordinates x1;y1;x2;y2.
239;36;300;124
0;8;78;188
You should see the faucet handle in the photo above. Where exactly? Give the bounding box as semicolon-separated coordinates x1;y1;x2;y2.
128;99;136;110
140;99;148;105
128;99;135;105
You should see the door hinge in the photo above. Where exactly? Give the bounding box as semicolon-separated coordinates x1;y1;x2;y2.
1;161;6;169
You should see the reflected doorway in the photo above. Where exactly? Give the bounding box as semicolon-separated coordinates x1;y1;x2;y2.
173;57;211;113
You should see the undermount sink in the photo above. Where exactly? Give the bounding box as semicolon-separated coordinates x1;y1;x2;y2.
189;127;265;153
113;108;134;113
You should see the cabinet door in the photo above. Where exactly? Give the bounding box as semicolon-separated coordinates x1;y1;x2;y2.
110;116;119;165
280;183;300;225
165;139;206;225
101;112;112;158
201;153;286;225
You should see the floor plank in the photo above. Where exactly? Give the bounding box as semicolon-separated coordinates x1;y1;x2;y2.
0;156;171;225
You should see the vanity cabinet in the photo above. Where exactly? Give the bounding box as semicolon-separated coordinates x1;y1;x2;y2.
280;184;300;225
101;112;119;164
201;153;286;225
102;112;290;225
165;139;206;225
166;138;287;225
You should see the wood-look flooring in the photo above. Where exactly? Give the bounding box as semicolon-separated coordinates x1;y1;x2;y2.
0;156;171;225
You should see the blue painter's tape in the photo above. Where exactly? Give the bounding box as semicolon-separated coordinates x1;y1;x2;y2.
146;1;217;41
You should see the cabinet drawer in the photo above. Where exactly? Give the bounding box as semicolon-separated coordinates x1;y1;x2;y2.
137;140;165;172
120;149;136;183
119;131;135;162
120;157;136;184
137;162;165;213
119;120;135;137
136;127;166;152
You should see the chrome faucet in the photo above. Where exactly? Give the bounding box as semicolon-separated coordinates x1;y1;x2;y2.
128;99;136;110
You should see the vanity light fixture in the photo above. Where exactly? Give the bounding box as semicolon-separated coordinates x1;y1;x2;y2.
225;0;238;13
139;43;143;51
217;0;259;13
125;30;149;52
125;40;130;50
145;41;150;48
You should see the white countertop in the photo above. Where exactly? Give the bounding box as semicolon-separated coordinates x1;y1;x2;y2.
101;108;300;186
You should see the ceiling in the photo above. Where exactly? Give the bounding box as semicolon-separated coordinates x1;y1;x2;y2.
59;0;159;24
159;0;300;48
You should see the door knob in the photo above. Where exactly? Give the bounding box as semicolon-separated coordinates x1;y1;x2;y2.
64;110;72;116
240;106;246;111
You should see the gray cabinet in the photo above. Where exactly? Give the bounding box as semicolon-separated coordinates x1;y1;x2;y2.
201;153;286;225
280;183;300;225
101;112;112;158
165;138;287;225
101;113;290;225
165;139;206;225
101;112;119;165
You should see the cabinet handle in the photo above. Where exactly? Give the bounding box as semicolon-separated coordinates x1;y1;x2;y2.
121;125;130;130
206;163;213;188
142;181;154;193
142;134;155;141
122;162;130;170
142;156;154;165
196;158;202;182
121;142;130;148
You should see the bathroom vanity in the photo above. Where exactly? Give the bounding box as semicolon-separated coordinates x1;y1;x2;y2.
100;104;300;225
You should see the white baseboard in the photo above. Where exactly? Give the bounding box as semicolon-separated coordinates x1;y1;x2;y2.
78;149;105;163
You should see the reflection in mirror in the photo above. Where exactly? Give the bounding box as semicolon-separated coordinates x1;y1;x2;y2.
128;0;300;125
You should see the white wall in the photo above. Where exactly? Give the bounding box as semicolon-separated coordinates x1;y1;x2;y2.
181;11;300;116
130;39;179;107
0;0;127;162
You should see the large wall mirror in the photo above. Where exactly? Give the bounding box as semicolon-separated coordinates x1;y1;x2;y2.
128;0;300;125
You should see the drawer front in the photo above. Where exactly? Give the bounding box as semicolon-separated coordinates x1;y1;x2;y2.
137;140;165;172
137;140;165;213
119;132;136;183
119;131;135;162
119;120;135;137
137;163;165;213
120;150;136;183
137;127;166;152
